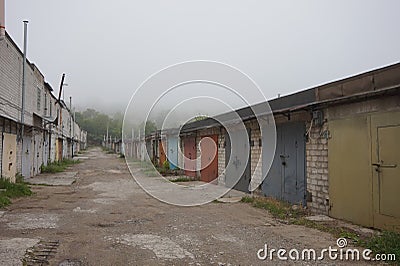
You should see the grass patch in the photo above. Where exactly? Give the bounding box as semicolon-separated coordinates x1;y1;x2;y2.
240;196;306;220
242;196;400;263
170;177;193;182
141;162;156;170
40;159;80;173
362;231;400;262
0;178;32;208
142;169;159;177
101;146;115;154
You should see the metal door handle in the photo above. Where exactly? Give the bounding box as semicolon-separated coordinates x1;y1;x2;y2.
372;163;397;168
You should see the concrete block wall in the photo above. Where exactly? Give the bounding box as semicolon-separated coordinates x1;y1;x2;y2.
245;120;262;192
306;95;400;215
217;128;225;185
306;116;329;214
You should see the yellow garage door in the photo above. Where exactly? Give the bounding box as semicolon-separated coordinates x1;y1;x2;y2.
329;110;400;231
328;115;373;227
2;133;17;182
371;112;400;231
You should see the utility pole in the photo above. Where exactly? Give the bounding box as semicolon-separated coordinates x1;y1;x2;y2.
106;122;109;148
131;128;134;158
69;96;73;157
0;0;5;41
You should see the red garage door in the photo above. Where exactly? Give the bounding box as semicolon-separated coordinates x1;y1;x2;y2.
200;135;218;182
184;137;196;177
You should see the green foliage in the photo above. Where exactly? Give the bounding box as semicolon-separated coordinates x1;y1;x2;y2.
15;173;24;183
143;169;158;177
0;178;32;208
240;196;255;203
242;196;399;262
75;109;123;145
40;159;80;173
140;120;157;135
163;160;170;170
0;196;11;208
361;231;400;262
241;196;307;220
170;176;193;182
193;115;208;122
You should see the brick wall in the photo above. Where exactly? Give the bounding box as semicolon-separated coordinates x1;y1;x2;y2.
246;119;262;192
217;129;225;185
306;115;329;214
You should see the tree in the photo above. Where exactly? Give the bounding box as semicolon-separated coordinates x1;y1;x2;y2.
75;108;123;145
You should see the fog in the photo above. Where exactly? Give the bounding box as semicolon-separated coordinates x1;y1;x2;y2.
5;1;400;115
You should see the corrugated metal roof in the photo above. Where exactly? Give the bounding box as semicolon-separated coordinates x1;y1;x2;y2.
180;62;400;134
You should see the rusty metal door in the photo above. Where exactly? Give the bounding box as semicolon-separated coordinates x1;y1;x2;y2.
33;133;43;175
159;140;166;167
371;112;400;231
43;132;49;166
225;129;251;193
22;135;32;178
57;138;63;161
184;137;196;177
262;122;306;205
200;135;218;182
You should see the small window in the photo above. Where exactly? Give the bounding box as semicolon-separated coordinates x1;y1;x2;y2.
36;87;41;111
44;93;48;116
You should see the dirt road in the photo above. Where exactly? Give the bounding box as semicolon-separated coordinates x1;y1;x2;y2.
0;148;365;265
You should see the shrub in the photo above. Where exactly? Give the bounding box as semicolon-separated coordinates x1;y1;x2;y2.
0;178;32;208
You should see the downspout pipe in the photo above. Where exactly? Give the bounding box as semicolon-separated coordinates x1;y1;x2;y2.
21;21;28;131
20;20;28;173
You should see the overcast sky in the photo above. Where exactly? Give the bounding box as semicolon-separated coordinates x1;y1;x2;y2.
5;0;400;113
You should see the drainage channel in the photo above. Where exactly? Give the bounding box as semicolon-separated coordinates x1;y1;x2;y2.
23;240;59;265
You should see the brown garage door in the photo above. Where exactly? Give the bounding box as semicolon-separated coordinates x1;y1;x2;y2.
200;135;218;183
184;137;196;177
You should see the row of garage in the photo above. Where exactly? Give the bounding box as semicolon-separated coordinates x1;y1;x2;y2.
0;31;87;181
125;62;400;231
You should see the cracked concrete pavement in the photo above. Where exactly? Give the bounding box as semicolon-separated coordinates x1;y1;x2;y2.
0;147;371;265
